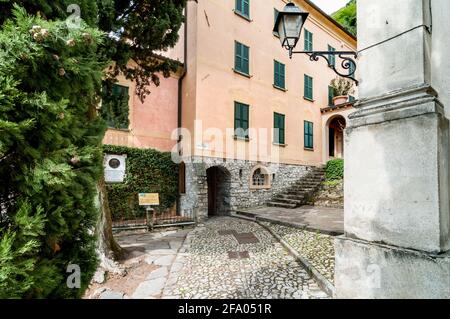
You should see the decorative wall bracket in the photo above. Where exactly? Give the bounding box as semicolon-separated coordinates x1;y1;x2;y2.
290;50;358;85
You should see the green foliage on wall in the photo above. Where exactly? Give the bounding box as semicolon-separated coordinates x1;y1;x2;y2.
103;145;179;221
325;159;344;181
332;0;357;37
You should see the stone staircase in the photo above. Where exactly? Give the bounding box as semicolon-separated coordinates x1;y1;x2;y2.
266;167;326;209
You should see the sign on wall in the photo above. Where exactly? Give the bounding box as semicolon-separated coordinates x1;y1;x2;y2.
138;193;160;206
104;154;127;183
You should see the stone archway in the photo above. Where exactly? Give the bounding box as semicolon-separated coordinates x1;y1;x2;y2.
327;115;346;160
206;166;231;216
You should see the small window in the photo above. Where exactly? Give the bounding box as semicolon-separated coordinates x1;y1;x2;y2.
179;162;186;194
349;95;356;102
304;29;313;51
328;86;335;106
274;60;286;89
274;112;285;145
250;165;271;189
234;41;250;75
304;75;314;100
101;83;130;129
235;0;250;18
304;121;314;150
328;45;336;68
234;102;249;138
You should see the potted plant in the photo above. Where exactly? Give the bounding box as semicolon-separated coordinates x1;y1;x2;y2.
330;77;355;106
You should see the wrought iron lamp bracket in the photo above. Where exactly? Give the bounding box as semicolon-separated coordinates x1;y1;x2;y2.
289;49;358;85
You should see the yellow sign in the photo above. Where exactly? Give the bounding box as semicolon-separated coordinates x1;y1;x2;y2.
138;193;160;206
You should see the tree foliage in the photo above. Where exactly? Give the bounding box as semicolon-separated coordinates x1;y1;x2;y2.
0;0;185;298
332;0;357;37
0;6;106;298
0;0;186;100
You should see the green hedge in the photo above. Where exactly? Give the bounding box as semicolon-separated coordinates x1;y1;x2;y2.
103;145;178;220
325;159;344;181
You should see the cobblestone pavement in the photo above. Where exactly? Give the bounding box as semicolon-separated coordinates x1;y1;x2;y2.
261;222;335;282
162;217;329;299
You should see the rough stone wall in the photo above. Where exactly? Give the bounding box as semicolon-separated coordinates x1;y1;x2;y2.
312;180;344;208
179;156;317;221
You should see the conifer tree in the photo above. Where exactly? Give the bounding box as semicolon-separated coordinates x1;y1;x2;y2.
0;1;185;298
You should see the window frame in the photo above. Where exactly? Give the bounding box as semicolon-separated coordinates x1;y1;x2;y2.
273;112;286;145
274;60;286;90
234;41;250;76
304;74;314;101
304;29;313;51
234;101;250;139
304;120;314;150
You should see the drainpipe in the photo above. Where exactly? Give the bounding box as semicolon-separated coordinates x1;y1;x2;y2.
176;2;189;215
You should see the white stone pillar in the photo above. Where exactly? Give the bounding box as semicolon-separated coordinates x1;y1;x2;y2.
335;0;450;298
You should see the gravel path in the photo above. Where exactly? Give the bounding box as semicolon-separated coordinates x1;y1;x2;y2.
163;217;329;299
261;222;335;282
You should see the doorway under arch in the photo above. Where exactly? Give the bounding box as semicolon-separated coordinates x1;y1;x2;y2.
206;166;231;216
327;115;347;160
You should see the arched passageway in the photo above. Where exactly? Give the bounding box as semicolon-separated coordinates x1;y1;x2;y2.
327;116;346;159
206;166;231;216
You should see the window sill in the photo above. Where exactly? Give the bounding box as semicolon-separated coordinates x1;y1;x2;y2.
250;185;272;190
303;96;315;102
233;10;252;22
273;143;287;147
304;147;314;152
273;32;280;38
233;135;251;142
233;69;252;78
273;84;287;92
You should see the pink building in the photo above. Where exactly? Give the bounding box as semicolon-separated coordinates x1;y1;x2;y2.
103;0;357;221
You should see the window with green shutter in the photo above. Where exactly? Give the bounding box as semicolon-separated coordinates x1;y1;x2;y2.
349;95;356;102
274;60;286;89
304;121;314;149
304;29;313;51
234;102;249;138
235;0;250;18
304;75;313;100
274;112;285;145
101;83;130;129
328;45;336;67
235;41;250;75
328;86;335;106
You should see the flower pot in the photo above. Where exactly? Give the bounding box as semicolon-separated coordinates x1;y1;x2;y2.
333;95;348;106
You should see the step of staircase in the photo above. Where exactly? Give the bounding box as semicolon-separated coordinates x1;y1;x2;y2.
266;167;325;209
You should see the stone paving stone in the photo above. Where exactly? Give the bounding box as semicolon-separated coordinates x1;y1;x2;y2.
147;266;168;280
163;217;329;299
132;277;166;299
153;254;175;266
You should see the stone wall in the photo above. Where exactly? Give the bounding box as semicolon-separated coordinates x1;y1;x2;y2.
179;156;318;221
312;180;344;208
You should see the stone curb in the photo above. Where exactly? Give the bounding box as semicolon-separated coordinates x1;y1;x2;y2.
256;220;336;298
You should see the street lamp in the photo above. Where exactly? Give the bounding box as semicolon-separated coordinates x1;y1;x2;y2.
274;2;358;84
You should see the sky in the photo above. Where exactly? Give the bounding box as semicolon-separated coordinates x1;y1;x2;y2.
309;0;350;15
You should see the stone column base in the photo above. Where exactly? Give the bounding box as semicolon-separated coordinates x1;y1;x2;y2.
334;236;450;299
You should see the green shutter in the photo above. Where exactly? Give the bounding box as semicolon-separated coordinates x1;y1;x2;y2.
235;102;249;138
274;60;285;89
236;0;249;17
349;60;356;75
304;75;313;100
235;41;249;75
273;8;279;36
101;83;130;129
304;29;313;51
304;121;314;149
328;45;336;67
328;86;335;106
274;113;285;144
